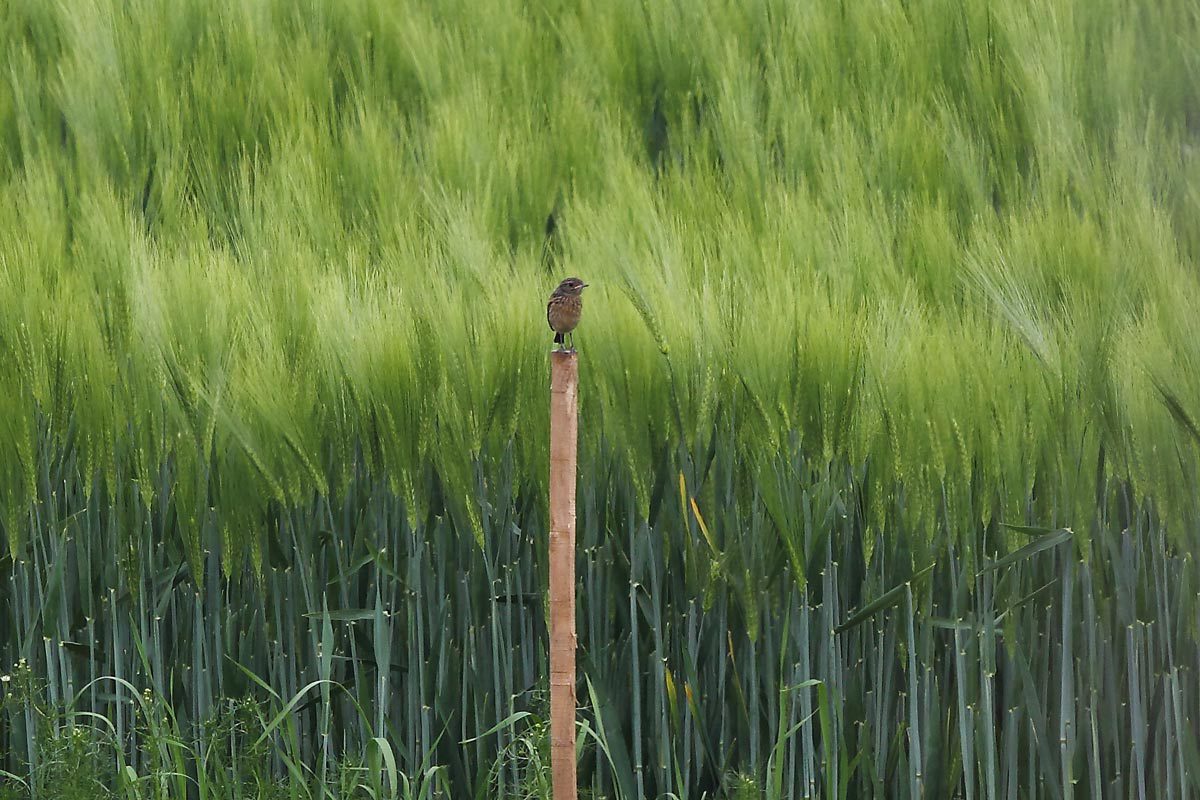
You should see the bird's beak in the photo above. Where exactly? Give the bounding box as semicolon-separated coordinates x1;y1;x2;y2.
582;283;589;288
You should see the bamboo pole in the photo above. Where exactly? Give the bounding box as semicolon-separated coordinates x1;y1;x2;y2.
549;349;578;800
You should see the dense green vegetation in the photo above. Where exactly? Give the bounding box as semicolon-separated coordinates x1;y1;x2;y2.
1;0;1198;796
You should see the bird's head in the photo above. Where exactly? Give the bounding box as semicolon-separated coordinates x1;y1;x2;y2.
555;277;588;297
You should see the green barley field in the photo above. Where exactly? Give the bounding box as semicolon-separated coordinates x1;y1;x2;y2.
2;0;1199;796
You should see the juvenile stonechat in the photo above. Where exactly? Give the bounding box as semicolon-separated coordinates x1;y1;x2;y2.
547;277;587;351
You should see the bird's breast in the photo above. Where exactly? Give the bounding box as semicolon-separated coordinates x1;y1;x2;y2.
547;295;582;333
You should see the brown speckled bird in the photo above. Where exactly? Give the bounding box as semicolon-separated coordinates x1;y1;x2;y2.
547;277;588;351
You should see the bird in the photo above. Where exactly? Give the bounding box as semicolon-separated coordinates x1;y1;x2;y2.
546;277;588;351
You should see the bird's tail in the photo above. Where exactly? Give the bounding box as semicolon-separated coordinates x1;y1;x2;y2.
554;332;564;345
